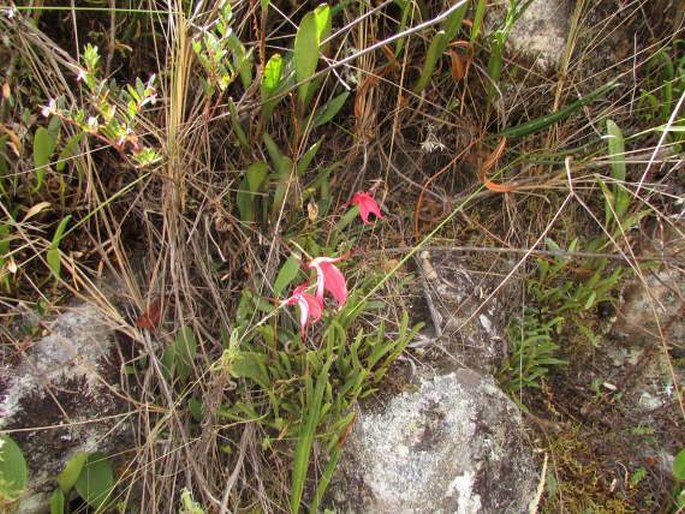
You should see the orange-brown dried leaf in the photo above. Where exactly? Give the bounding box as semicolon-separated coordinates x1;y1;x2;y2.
136;297;163;330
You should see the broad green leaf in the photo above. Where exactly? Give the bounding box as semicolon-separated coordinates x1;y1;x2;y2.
57;451;87;492
606;119;629;223
271;157;294;217
229;351;270;387
34;126;56;191
174;326;197;381
606;120;626;181
297;139;323;175
674;448;685;481
294;9;320;112
261;54;284;99
47;216;71;280
313;4;332;46
312;92;349;129
50;488;65;514
273;254;301;296
262;132;287;174
56;133;84;172
188;397;204;423
414;31;446;93
228;100;249;150
0;435;27;502
74;452;114;511
236;178;255;223
52;215;71;245
47;247;61;280
246;161;269;192
47;115;62;141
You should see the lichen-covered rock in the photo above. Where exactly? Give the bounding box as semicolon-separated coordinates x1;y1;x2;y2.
329;370;538;513
0;303;130;514
506;0;571;70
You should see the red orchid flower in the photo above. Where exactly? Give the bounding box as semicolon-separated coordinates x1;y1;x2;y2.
283;284;323;336
308;256;348;306
349;191;383;224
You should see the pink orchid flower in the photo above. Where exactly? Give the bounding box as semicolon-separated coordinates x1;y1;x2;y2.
349;191;383;224
308;256;348;306
283;284;323;336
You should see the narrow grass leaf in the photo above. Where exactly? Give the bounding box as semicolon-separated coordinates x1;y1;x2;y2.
470;0;486;42
290;355;333;514
443;1;468;42
499;81;619;138
414;30;446;93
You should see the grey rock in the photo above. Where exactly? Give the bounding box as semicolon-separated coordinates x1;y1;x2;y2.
329;370;538;513
0;303;130;514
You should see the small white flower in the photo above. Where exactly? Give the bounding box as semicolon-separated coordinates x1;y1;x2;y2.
4;6;16;19
87;116;99;131
421;124;447;153
41;98;57;117
76;69;87;82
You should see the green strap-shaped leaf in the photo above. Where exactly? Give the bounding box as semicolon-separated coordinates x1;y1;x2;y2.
294;8;321;112
273;254;301;297
312;92;349;129
414;30;446;93
34;126;57;191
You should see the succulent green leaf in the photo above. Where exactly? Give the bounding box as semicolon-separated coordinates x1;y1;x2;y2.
57;451;87;492
50;488;65;514
674;448;685;481
74;452;114;511
0;435;28;502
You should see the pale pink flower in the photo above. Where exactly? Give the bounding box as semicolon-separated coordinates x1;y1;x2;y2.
283;284;323;336
308;256;348;306
349;191;383;224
